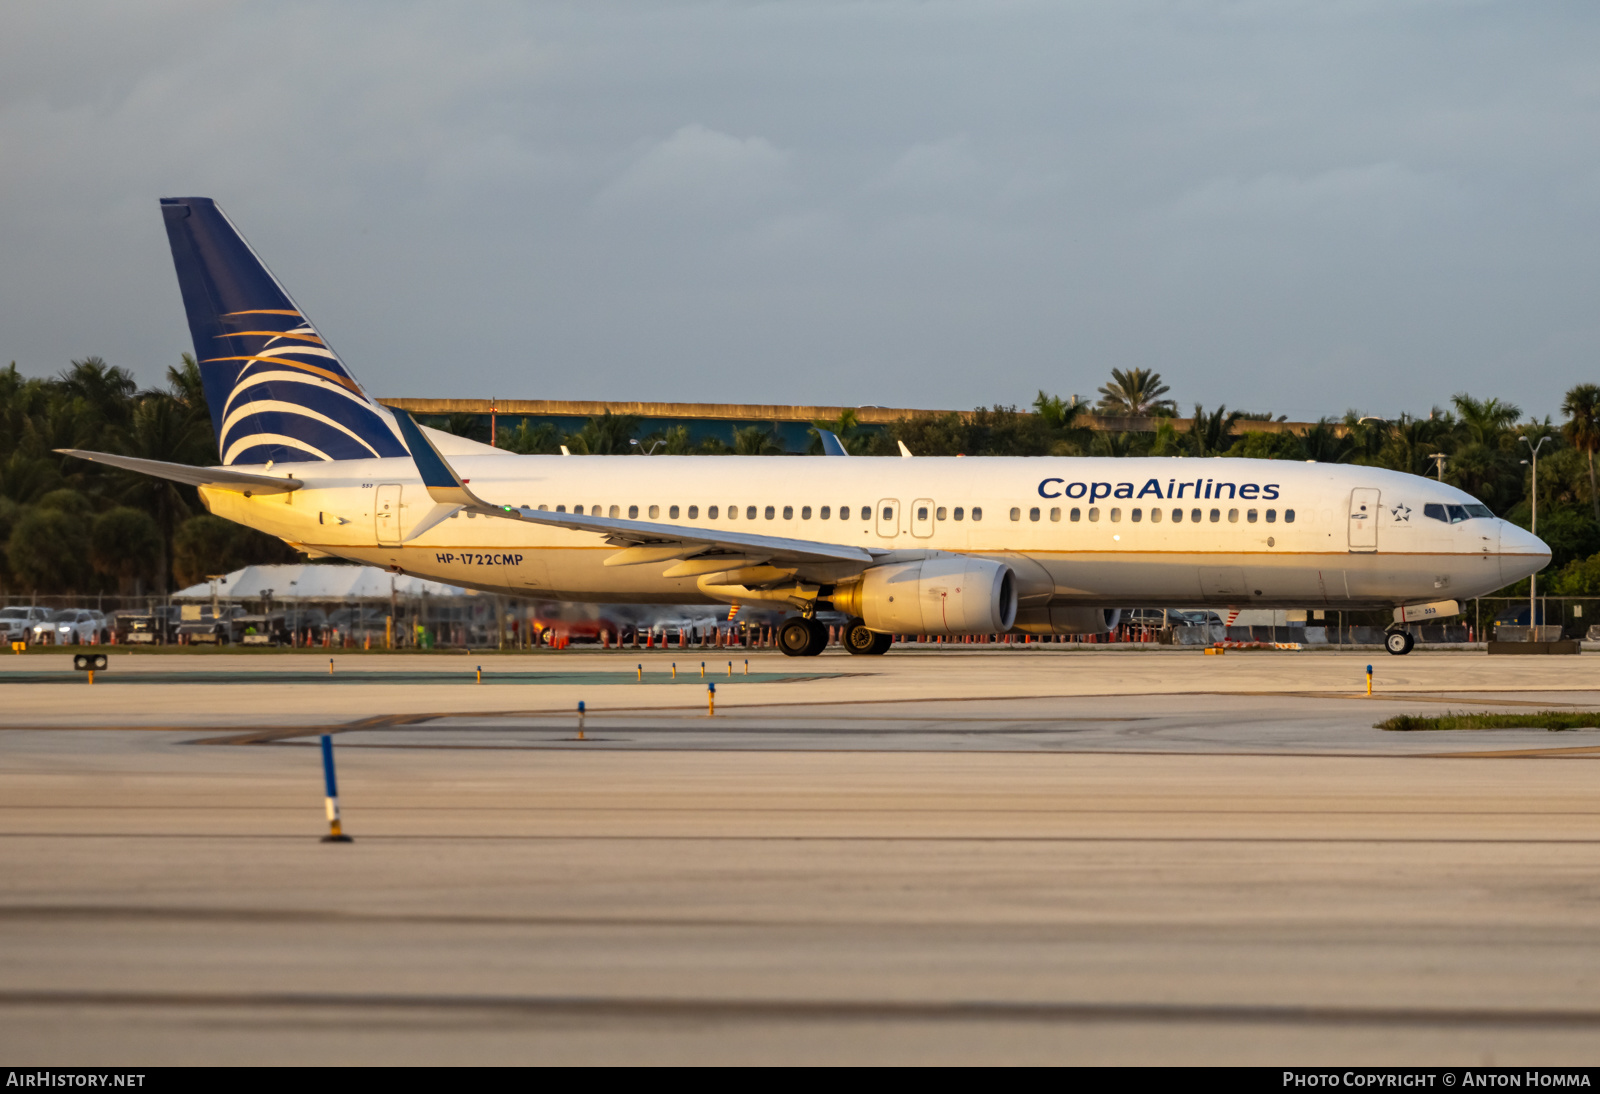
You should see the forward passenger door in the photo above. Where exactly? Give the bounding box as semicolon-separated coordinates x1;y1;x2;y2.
1348;488;1381;553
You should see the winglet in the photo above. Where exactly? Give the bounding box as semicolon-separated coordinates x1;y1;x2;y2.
818;430;850;457
388;407;488;508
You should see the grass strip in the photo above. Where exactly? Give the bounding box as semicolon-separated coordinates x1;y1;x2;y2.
1378;711;1600;732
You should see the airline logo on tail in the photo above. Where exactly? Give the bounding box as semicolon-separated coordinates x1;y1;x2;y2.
159;197;409;466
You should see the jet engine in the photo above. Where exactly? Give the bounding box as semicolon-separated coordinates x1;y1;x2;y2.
1012;605;1123;636
829;556;1017;635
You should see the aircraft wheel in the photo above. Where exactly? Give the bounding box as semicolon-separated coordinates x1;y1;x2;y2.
802;618;829;656
778;617;815;658
1385;629;1412;656
843;622;892;656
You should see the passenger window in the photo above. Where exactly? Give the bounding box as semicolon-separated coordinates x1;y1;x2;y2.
670;505;680;519
538;504;549;511
574;505;584;515
840;504;850;519
954;507;965;521
1088;507;1100;522
820;506;831;519
1110;508;1121;522
783;506;793;520
1246;509;1257;523
860;506;871;520
729;506;738;520
1050;508;1061;522
1191;509;1202;523
608;505;619;518
648;505;659;519
972;507;983;521
1172;509;1182;523
882;506;894;521
1266;509;1276;523
556;505;566;513
801;506;812;519
1131;508;1141;522
1029;507;1040;521
1228;508;1238;523
917;506;928;521
688;505;698;519
1285;509;1296;523
629;505;639;519
936;507;947;520
1011;508;1022;521
1070;508;1081;522
708;505;718;519
765;506;775;520
591;503;601;516
748;506;758;520
1209;509;1220;522
1150;508;1162;523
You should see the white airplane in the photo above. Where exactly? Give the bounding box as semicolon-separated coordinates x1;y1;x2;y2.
62;197;1549;658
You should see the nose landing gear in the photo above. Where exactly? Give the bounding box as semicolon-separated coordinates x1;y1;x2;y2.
1384;628;1415;656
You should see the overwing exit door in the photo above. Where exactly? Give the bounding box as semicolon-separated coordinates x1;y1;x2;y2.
375;484;403;546
1348;488;1380;553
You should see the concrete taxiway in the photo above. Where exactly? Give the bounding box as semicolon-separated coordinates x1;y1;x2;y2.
3;647;1600;1064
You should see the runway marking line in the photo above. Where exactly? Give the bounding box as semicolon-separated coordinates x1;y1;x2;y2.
4;989;1600;1029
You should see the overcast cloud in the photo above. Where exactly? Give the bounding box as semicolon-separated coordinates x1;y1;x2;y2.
1;1;1597;419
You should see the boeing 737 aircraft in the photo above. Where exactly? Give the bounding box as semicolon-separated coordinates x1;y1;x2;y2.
61;197;1550;657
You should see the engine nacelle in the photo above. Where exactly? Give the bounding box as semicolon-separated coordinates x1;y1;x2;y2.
831;557;1017;635
1012;605;1123;636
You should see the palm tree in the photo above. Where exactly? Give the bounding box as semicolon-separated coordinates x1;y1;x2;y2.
731;424;784;455
1561;383;1600;520
1188;404;1244;457
1096;368;1175;417
563;411;641;455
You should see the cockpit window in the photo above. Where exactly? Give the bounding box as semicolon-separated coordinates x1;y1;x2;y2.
1424;502;1492;524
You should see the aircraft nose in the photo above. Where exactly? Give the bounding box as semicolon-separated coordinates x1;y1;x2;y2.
1499;521;1552;585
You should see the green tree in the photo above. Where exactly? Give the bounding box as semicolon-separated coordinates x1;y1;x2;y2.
1561;383;1600;521
502;421;562;454
7;507;90;592
1095;368;1175;416
90;507;163;593
563;411;640;455
731;424;784;455
171;514;297;589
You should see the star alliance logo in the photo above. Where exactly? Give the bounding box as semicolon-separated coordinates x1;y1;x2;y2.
1390;504;1412;522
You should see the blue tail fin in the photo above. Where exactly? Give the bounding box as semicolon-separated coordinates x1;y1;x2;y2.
159;197;408;465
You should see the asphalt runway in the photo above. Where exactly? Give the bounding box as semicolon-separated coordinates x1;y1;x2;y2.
4;647;1600;1064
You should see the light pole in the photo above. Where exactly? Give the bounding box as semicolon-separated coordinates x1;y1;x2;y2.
629;439;664;456
1426;453;1447;482
1521;435;1550;637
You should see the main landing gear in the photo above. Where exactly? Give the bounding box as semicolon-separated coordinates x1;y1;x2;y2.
777;616;829;657
842;620;892;656
1385;628;1415;656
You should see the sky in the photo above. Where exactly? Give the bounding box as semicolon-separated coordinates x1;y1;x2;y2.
1;0;1598;421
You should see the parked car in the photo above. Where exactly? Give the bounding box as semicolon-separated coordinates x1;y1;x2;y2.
0;606;50;646
30;609;110;646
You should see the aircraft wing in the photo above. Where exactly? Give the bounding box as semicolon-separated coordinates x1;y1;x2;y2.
388;408;877;568
55;449;303;494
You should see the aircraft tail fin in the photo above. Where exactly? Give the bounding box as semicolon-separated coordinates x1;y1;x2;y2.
158;197;409;466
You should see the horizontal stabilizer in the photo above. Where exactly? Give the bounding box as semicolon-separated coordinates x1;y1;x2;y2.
55;450;302;494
